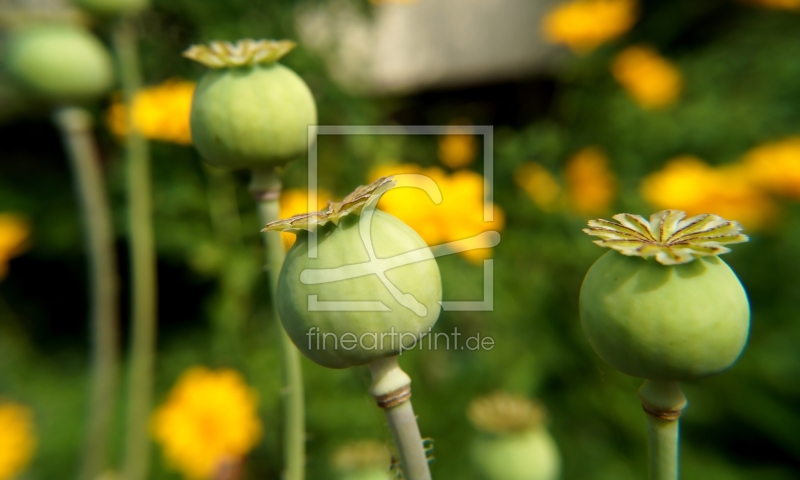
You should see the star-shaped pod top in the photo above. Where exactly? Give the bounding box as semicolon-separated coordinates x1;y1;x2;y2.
583;210;748;265
183;39;296;68
263;177;397;234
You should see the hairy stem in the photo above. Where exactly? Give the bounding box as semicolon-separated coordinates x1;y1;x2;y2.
369;357;431;480
639;380;687;480
53;107;120;480
114;16;157;480
250;168;305;480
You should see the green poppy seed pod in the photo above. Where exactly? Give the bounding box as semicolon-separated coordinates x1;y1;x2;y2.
74;0;149;15
331;441;392;480
264;178;442;369
5;25;114;103
579;211;751;381
468;393;561;480
184;40;317;170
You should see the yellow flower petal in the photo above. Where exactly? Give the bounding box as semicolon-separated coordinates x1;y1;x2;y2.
564;147;617;215
0;214;30;281
542;0;638;52
612;45;682;109
107;79;195;145
0;402;36;480
741;137;800;199
640;156;778;230
151;367;262;479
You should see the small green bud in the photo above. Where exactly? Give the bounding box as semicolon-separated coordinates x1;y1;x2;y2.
331;441;393;480
184;40;317;170
467;392;561;480
579;210;751;381
264;177;442;369
5;24;114;103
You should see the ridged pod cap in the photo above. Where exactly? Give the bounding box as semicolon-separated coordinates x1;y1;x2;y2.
579;210;751;380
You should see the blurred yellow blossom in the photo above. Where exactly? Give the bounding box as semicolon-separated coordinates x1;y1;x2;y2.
107;79;195;145
640;156;777;229
612;45;682;109
280;188;333;250
0;214;30;281
151;367;262;480
369;164;504;264
741;137;800;199
564;147;617;215
741;0;800;10
542;0;637;52
0;402;36;480
513;162;562;211
438;124;478;169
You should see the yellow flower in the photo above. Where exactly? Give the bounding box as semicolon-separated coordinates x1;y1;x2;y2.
740;0;800;10
564;147;617;215
741;137;800;199
0;402;36;480
438;124;478;169
514;162;562;211
368;164;504;264
542;0;638;52
279;188;332;250
640;156;777;229
0;214;30;281
107;79;195;145
612;45;682;109
151;367;262;480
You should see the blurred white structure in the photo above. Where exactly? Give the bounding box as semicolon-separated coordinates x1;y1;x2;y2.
295;0;563;95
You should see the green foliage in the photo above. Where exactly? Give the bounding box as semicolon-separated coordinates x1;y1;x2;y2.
1;0;800;479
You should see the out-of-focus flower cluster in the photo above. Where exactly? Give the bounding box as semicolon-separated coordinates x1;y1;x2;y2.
641;138;800;229
0;214;30;281
369;164;504;264
612;45;682;109
107;79;195;145
542;0;638;52
279;188;332;250
515;147;618;216
0;402;36;480
151;367;262;480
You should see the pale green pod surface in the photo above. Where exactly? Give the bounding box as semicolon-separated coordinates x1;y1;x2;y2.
277;211;442;369
5;25;114;103
337;468;391;480
471;429;561;480
190;63;317;169
579;251;750;381
74;0;149;15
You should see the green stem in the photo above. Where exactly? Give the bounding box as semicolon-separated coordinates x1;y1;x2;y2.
250;168;305;480
202;164;248;362
638;380;687;480
113;17;157;480
368;357;431;480
53;107;120;480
